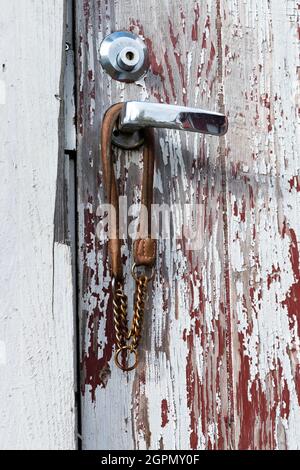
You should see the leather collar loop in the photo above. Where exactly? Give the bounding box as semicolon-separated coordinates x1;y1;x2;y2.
101;102;156;280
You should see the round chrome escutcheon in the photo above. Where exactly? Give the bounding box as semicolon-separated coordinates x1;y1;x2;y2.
99;31;149;83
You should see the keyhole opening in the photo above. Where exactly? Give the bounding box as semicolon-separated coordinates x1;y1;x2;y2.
126;51;134;61
116;46;140;71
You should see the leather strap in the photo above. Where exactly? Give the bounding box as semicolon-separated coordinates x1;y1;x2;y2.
101;103;156;281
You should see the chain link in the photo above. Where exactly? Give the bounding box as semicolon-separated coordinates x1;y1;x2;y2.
113;268;150;371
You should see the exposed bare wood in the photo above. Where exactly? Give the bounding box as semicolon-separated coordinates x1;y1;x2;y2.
76;0;300;449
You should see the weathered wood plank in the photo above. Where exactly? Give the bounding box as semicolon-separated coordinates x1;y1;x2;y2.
222;0;300;449
0;0;76;449
76;0;231;450
76;0;300;449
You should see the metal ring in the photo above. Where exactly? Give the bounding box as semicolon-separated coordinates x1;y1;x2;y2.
115;346;138;372
131;263;155;282
111;126;145;150
111;276;123;293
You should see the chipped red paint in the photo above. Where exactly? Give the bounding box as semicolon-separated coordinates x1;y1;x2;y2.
83;201;95;254
282;228;300;336
185;330;200;449
240;196;246;223
161;399;169;428
237;354;270;449
191;3;200;41
180;8;186;34
83;0;90;20
260;93;272;132
201;16;211;50
129;18;170;103
281;379;291;419
145;38;164;77
164;50;176;102
182;254;229;449
80;192;115;400
249;185;255;209
289;176;300;192
267;264;281;289
129;19;163;77
233;199;238;217
206;42;216;77
168;19;187;105
132;374;151;449
81;282;115;400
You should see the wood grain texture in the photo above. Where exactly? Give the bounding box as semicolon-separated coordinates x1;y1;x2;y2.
223;0;300;450
76;0;300;449
0;0;76;449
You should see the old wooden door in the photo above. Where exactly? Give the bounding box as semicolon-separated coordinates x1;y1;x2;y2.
76;0;300;449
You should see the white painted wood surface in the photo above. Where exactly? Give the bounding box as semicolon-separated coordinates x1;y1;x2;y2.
0;0;76;449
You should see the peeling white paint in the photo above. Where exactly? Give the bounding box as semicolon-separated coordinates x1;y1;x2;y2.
0;1;76;449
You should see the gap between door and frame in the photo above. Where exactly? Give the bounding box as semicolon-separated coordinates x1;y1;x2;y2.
64;0;82;450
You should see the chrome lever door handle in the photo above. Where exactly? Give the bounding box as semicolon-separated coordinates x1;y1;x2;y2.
119;101;228;137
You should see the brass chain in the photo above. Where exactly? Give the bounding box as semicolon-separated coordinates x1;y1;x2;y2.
113;266;152;372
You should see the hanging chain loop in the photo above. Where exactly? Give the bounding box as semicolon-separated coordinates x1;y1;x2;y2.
113;267;152;371
101;104;156;372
